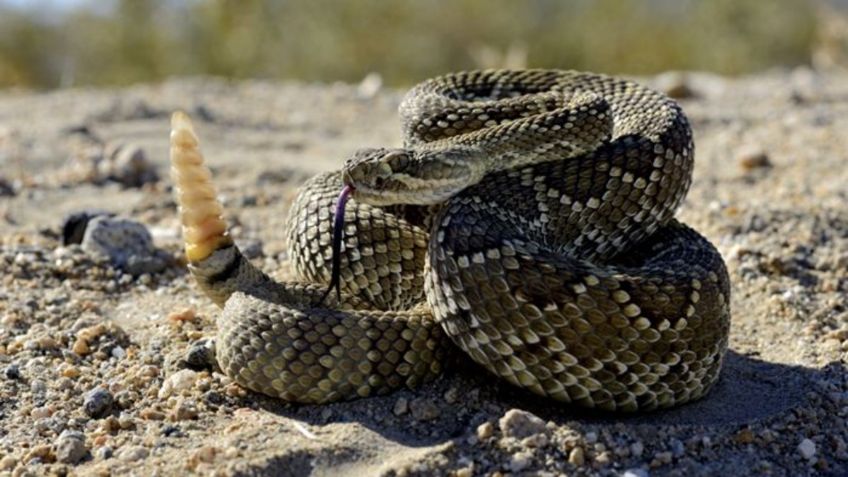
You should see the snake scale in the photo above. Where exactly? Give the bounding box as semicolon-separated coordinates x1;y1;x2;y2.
170;70;730;412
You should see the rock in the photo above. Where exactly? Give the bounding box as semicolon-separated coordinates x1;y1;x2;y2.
522;433;549;448
392;397;409;416
107;143;158;188
117;445;149;462
623;469;650;477
568;447;585;466
158;369;199;398
110;345;126;360
96;447;113;460
0;176;14;197
454;466;473;477
24;444;53;463
184;339;217;371
443;386;460;404
55;431;87;464
83;388;114;418
737;147;772;172
61;210;113;245
193;446;217;464
0;455;17;470
670;438;685;457
476;421;494;441
73;337;91;355
162;424;184;437
170;398;199;421
30;406;52;419
508;450;533;473
630;441;645;458
652;451;673;466
80;216;167;275
409;398;440;421
357;72;383;99
4;364;22;380
140;408;166;421
236;238;264;259
654;72;696;99
498;409;546;439
798;438;816;460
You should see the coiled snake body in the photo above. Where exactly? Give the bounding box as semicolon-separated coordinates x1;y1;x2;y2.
170;70;730;412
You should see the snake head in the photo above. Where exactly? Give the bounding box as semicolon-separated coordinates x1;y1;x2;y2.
342;147;483;205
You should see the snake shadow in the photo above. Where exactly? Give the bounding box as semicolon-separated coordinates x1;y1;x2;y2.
254;349;822;449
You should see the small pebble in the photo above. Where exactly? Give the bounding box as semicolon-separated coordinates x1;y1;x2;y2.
4;364;22;380
670;438;685;457
158;369;199;398
0;456;17;470
653;451;673;466
96;447;113;460
409;398;439;421
568;447;585;466
54;431;87;464
498;409;546;439
111;346;126;360
393;397;409;416
184;339;216;370
476;422;494;441
30;406;52;419
83;388;114;418
140;408;166;421
25;444;53;463
193;446;217;463
443;386;460;404
162;425;184;437
798;438;816;460
73;338;91;355
631;441;645;457
623;469;650;477
170;398;199;421
454;466;473;477
738;147;772;171
509;450;533;472
117;445;149;462
61;210;112;245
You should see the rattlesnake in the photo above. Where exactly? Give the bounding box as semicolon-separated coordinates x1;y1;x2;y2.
170;70;730;411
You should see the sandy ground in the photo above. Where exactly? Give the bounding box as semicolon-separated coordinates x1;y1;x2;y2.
0;71;847;477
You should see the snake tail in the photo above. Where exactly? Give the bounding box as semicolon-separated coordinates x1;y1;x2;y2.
170;111;266;307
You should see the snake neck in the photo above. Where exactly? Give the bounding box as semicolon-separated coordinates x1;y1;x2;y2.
169;111;275;307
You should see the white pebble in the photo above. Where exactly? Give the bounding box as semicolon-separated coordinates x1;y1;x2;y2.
498;409;547;439
158;369;198;398
630;441;644;457
111;346;126;360
798;438;816;460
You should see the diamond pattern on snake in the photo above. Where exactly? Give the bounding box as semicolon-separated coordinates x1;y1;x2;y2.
170;69;730;411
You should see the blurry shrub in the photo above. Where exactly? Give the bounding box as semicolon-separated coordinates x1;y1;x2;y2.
0;0;826;89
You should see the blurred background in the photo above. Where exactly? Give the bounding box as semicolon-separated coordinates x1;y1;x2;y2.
1;0;848;90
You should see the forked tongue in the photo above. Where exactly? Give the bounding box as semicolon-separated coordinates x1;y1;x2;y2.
319;184;354;304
